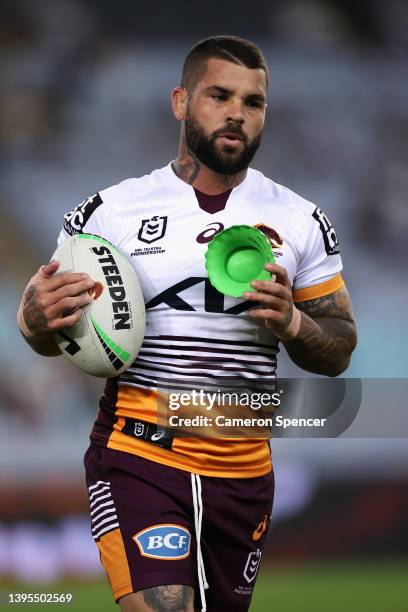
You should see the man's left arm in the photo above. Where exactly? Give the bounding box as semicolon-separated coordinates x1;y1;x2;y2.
244;264;357;377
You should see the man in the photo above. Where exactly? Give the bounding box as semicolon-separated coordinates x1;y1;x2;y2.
17;36;357;612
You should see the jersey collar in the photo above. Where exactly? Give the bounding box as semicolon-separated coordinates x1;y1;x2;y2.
162;161;255;196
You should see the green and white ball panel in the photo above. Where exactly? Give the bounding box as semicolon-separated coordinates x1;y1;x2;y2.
52;233;146;378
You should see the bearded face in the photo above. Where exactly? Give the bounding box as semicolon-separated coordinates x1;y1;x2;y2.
184;107;263;175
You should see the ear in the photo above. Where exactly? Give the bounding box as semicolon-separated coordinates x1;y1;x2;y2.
171;87;188;121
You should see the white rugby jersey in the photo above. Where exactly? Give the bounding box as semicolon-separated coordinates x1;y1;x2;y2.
57;163;344;477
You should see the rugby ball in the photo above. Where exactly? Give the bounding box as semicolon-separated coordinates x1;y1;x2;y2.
52;233;146;378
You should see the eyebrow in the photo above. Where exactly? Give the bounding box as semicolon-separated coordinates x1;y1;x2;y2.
205;85;266;103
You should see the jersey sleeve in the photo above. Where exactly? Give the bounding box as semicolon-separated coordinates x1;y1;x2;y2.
292;205;344;303
56;192;106;248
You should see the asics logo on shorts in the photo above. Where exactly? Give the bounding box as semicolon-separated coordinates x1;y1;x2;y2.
252;515;268;541
88;480;119;541
133;524;191;560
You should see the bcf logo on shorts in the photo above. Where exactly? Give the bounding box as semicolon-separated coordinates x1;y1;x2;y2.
133;524;191;560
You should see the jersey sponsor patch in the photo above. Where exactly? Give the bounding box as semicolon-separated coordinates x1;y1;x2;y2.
312;206;340;255
121;417;174;449
133;524;191;560
63;193;103;236
146;276;252;314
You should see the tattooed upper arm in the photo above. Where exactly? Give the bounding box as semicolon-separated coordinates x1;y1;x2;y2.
295;285;355;323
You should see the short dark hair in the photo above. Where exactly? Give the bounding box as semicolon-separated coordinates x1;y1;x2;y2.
181;35;269;91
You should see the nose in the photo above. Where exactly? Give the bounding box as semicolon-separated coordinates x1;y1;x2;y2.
226;97;245;124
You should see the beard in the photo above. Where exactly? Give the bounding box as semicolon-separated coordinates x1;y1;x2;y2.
184;111;262;175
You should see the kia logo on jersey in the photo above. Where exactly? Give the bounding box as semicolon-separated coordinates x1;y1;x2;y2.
133;524;191;560
138;216;168;244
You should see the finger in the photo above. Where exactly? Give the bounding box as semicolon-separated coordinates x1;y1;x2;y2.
47;308;84;331
45;277;96;306
47;293;93;318
45;271;92;292
246;281;290;300
264;263;291;287
244;291;287;310
29;260;60;285
29;267;90;291
41;260;60;277
248;308;282;320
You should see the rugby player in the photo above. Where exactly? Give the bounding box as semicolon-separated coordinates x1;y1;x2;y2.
17;36;357;612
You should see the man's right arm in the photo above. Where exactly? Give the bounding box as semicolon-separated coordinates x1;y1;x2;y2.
17;260;95;357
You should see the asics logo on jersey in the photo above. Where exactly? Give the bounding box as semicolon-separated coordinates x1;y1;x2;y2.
138;215;168;244
150;431;165;442
196;222;224;244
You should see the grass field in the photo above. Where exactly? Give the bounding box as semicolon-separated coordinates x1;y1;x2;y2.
1;561;407;611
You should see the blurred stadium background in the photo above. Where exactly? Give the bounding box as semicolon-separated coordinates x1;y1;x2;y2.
1;0;407;610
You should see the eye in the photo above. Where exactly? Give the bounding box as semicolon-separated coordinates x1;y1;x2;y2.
212;94;227;102
246;99;262;108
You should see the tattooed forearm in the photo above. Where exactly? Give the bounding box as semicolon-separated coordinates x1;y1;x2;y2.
19;285;61;356
141;585;194;612
284;314;356;376
284;287;357;377
22;285;48;334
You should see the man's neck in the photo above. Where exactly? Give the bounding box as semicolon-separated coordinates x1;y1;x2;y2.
172;150;247;196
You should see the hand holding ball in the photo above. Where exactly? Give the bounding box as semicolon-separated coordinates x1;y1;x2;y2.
52;234;145;377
